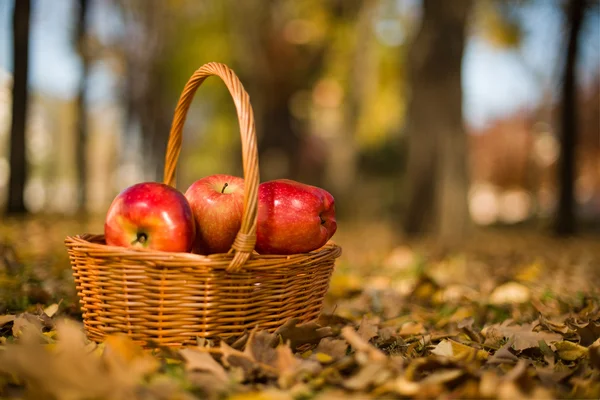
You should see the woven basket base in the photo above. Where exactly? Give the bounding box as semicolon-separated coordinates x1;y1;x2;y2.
66;234;341;347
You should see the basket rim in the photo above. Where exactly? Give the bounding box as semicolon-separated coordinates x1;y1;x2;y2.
65;233;342;271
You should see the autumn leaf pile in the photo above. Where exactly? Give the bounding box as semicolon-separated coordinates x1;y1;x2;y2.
1;218;600;399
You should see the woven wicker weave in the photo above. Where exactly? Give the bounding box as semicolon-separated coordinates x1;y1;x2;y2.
65;62;341;347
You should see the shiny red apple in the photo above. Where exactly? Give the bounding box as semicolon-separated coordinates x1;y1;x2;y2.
185;174;245;254
256;179;337;255
104;182;195;252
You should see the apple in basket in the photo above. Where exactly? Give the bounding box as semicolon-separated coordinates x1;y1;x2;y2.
256;179;337;255
185;174;245;254
104;182;196;252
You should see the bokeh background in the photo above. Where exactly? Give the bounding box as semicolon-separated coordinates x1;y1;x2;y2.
0;0;599;246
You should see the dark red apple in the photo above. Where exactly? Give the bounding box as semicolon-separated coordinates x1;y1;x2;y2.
256;179;337;254
184;174;245;254
104;182;195;252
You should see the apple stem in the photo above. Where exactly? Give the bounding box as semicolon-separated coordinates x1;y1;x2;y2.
319;215;326;225
134;232;147;245
221;182;229;194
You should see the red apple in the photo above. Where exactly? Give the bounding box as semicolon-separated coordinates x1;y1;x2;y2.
184;174;245;254
256;179;337;255
104;182;195;252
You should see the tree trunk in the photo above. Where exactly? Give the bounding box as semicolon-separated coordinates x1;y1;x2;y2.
75;0;89;213
121;0;171;182
7;0;31;215
554;0;585;236
403;0;472;242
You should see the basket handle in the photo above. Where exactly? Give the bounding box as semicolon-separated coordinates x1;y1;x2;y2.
163;62;259;273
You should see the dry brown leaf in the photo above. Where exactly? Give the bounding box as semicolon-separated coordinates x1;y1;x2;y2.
341;326;386;363
220;340;263;378
11;313;43;339
568;319;600;346
356;316;379;343
479;370;501;398
0;319;126;400
0;314;15;326
420;368;464;385
482;320;562;351
245;329;278;368
398;321;425;336
102;333;160;386
343;362;392;391
180;348;229;382
589;338;600;368
275;343;321;389
274;318;333;351
315;338;348;360
487;343;519;365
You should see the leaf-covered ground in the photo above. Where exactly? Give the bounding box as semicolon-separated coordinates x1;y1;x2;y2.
1;217;599;399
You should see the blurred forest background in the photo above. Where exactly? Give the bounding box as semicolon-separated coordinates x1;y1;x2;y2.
0;0;599;245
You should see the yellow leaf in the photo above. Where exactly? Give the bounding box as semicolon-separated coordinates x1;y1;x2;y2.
553;341;588;361
315;352;333;364
489;282;531;305
43;303;59;318
301;350;313;359
431;339;488;361
398;322;425;336
515;261;542;282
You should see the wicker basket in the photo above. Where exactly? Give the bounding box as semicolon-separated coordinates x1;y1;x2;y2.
65;62;341;348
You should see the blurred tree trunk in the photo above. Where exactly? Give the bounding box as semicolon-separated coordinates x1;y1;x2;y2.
403;0;472;242
75;0;89;213
121;0;171;182
229;0;361;183
554;0;585;236
7;0;31;215
324;0;377;212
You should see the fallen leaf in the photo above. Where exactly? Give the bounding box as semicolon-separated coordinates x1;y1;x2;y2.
11;313;43;342
343;362;392;391
398;321;425;336
487;343;519;365
420;368;463;385
220;340;265;378
356;316;379;343
315;338;348;360
489;282;531;305
43;303;59;318
341;326;386;363
483;320;562;351
102;333;160;385
568;319;600;346
180;348;229;382
430;339;488;361
589;338;600;368
245;329;278;368
314;352;333;364
274;319;333;351
553;341;588;361
0;314;15;326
